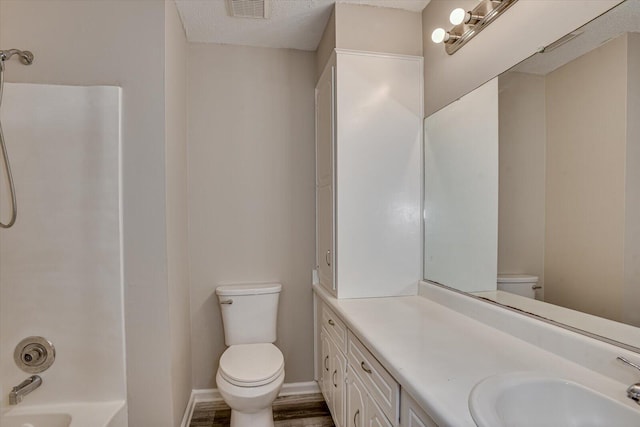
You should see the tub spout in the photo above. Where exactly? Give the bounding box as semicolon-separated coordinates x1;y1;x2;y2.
9;375;42;405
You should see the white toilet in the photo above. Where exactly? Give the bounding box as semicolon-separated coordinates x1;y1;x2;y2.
497;274;540;299
215;283;285;427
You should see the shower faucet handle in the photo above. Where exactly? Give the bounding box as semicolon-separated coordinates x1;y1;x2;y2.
617;356;640;373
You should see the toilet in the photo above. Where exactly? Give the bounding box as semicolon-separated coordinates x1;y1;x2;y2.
215;283;285;427
497;274;540;299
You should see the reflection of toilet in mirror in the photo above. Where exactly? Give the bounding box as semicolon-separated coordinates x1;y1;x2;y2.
497;275;540;299
215;283;284;427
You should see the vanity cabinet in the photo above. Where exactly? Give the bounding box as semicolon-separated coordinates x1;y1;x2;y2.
319;304;348;427
314;49;423;299
347;366;392;427
347;334;399;423
317;300;404;427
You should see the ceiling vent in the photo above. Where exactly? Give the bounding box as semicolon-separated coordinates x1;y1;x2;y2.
226;0;271;19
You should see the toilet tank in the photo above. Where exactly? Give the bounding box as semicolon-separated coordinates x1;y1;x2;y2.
497;274;539;299
216;283;282;346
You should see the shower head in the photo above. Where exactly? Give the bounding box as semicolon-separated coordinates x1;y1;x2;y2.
0;49;34;66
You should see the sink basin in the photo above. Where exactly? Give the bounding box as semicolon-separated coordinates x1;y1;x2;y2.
469;372;640;427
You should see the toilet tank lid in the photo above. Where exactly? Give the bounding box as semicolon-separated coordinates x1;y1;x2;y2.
216;283;282;296
497;274;539;283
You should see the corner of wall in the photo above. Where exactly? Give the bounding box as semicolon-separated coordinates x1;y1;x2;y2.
164;0;193;426
315;6;336;80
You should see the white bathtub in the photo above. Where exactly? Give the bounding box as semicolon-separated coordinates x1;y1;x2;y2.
0;401;126;427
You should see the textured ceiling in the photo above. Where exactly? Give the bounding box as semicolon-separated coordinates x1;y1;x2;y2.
175;0;431;50
512;0;639;75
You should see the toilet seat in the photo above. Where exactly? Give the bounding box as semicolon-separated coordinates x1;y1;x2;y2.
219;343;284;387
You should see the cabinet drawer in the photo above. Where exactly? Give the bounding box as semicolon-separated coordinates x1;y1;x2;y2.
322;302;348;353
348;334;399;424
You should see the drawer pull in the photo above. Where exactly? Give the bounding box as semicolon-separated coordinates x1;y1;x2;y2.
332;370;338;388
325;250;331;266
360;361;372;374
328;319;335;326
324;355;329;372
353;409;360;426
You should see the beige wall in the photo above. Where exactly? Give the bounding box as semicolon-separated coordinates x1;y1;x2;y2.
335;3;422;56
165;1;192;425
0;1;188;425
422;0;622;115
187;44;316;389
544;35;627;322
316;3;422;79
497;72;546;298
623;32;640;327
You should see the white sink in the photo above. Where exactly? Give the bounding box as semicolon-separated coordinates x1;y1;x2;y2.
469;372;640;427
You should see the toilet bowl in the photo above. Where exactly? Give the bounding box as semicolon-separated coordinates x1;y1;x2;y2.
216;343;284;427
215;283;284;427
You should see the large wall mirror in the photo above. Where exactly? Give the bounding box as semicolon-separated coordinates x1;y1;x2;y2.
424;0;640;350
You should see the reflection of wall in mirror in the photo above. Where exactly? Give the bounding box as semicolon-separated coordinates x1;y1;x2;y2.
624;32;640;328
498;72;547;301
424;78;499;293
421;0;623;116
498;33;640;326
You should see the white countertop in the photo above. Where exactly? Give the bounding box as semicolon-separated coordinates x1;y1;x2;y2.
313;283;637;426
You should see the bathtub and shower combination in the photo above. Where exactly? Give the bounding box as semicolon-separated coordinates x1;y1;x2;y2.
0;50;127;427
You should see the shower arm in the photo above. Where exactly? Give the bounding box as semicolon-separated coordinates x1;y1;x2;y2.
0;49;34;70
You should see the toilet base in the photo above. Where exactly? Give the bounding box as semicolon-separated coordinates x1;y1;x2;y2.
230;407;274;427
216;368;284;427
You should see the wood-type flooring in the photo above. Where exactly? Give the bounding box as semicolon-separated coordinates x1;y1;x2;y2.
189;393;334;427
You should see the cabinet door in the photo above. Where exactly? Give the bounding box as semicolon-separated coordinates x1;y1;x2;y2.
331;337;347;427
347;367;366;427
334;52;423;298
366;396;393;427
316;65;334;188
317;184;334;292
320;330;332;405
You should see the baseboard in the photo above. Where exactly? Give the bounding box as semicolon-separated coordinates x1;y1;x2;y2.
193;387;223;404
179;391;197;427
180;381;320;427
278;381;320;396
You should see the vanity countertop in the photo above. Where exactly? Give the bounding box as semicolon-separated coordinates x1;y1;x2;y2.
313;283;637;427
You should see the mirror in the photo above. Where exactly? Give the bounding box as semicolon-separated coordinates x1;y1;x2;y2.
424;0;640;350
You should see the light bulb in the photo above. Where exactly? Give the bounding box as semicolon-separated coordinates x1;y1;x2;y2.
431;28;447;44
449;8;468;25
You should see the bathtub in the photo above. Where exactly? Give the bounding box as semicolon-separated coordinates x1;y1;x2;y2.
0;401;126;427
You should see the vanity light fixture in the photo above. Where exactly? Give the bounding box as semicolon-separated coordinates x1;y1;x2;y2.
431;0;519;55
